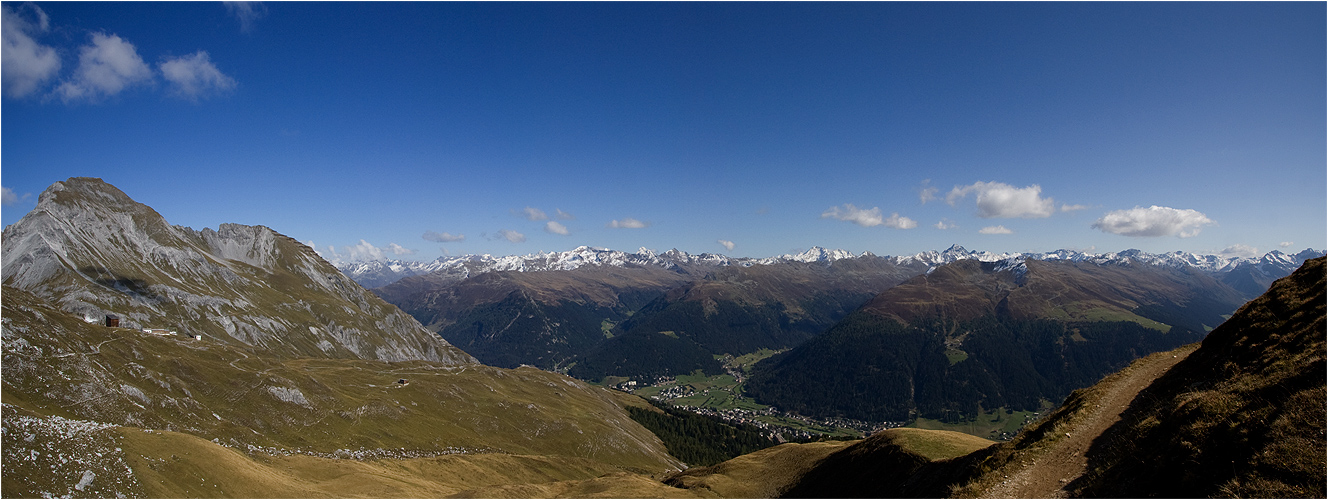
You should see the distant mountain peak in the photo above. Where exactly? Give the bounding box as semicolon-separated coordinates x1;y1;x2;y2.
337;244;1326;290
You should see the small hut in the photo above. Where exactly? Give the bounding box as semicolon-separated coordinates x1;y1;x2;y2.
105;314;120;328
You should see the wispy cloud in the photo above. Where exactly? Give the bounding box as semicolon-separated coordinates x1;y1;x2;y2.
821;204;917;229
496;229;526;243
1218;244;1259;258
1060;203;1089;213
1280;241;1294;248
387;243;416;256
159;51;236;101
1;186;31;206
1;4;61;99
519;207;548;221
545;221;570;235
934;218;956;230
555;209;575;220
718;239;735;251
946;181;1056;219
56;32;153;103
1092;206;1214;238
918;179;939;204
422;231;465;242
223;1;267;33
979;225;1013;235
607;218;649;229
344;239;386;261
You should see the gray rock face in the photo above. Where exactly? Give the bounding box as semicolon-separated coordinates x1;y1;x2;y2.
2;177;474;365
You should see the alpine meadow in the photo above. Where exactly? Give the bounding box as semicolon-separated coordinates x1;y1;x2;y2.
2;2;1324;498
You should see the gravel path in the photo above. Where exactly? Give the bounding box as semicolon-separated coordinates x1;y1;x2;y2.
982;345;1196;498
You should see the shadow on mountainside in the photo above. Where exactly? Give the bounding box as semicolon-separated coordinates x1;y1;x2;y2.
79;266;164;302
1066;257;1326;498
776;258;1326;499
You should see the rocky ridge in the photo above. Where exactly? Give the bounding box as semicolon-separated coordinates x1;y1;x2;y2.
1;177;473;364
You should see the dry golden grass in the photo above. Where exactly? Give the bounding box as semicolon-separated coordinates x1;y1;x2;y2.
664;440;858;498
873;427;995;461
448;472;708;498
117;427;661;498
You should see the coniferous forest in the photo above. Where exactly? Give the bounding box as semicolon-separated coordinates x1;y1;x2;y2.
624;402;778;466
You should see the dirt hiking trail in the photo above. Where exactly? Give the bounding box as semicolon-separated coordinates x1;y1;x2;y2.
980;345;1197;498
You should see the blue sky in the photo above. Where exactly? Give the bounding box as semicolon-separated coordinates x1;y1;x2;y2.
3;2;1324;262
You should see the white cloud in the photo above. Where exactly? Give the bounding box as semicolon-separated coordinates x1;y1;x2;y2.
159;51;236;101
555;209;575;220
1;4;61;98
1092;206;1215;238
545;221;570;235
946;181;1056;219
519;207;548;221
1218;244;1259;258
422;231;465;242
496;229;526;243
387;243;416;256
223;1;267;33
1060;203;1089;213
1280;241;1294;248
607;218;649;229
302;241;337;261
56;32;153;102
919;179;939;204
344;239;386;261
1;186;29;206
934;219;957;230
979;225;1013;235
718;239;735;251
821;204;917;229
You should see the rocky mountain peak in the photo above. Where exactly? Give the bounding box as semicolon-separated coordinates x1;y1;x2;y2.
3;177;474;364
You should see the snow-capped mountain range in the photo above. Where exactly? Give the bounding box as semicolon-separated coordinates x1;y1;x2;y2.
333;244;1326;289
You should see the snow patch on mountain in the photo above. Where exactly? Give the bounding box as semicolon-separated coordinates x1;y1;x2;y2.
337;242;1326;289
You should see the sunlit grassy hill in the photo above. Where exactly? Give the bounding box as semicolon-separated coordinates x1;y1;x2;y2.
1;284;682;497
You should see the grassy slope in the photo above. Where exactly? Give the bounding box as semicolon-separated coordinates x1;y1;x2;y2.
116;428;642;498
780;257;1326;499
664;440;858;498
947;344;1198;498
1067;256;1326;498
1;285;682;498
779;428;996;498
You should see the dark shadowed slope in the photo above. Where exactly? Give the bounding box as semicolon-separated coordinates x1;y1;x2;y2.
778;257;1325;498
1067;256;1326;498
745;258;1247;423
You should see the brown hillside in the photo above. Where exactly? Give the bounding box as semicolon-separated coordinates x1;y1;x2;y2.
777;257;1325;498
1067;256;1326;498
859;258;1246;329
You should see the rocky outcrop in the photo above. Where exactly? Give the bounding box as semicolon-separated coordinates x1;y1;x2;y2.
2;177;473;364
